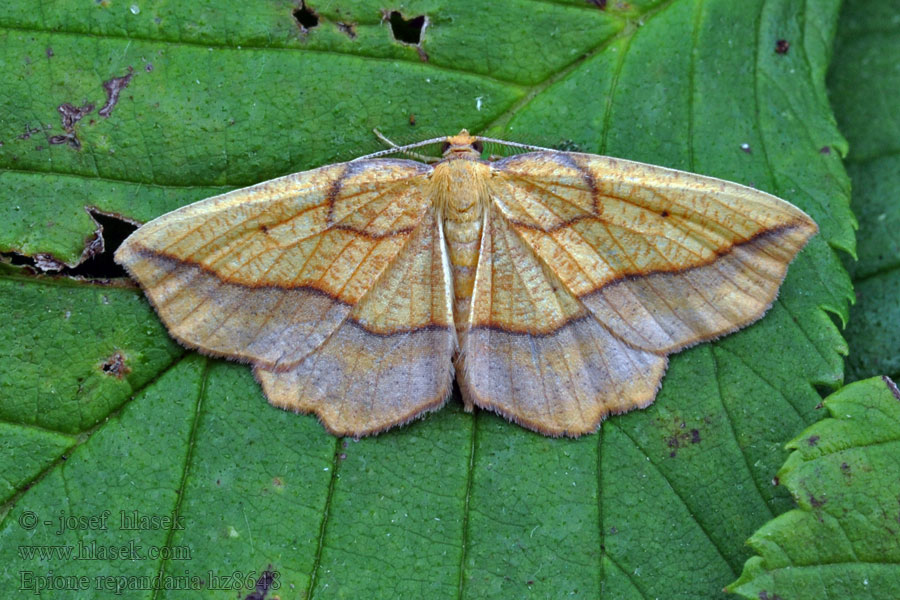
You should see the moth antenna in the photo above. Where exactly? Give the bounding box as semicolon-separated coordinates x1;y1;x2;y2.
475;136;557;153
356;128;442;163
480;140;533;162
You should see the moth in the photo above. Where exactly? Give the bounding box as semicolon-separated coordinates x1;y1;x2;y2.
115;130;817;436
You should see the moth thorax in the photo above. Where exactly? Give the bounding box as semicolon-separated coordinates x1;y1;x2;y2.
430;159;491;222
430;159;491;329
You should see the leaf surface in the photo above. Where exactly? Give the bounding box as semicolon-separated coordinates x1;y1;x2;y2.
729;376;900;599
828;0;900;382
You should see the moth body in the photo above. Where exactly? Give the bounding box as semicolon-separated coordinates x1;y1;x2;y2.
430;155;490;332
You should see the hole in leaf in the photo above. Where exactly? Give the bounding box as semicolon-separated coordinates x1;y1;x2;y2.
67;210;137;279
1;209;138;279
293;1;319;31
388;11;426;45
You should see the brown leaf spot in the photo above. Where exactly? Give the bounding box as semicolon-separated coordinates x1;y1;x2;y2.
775;39;790;54
48;134;77;147
18;124;42;140
808;494;826;508
49;101;95;149
337;22;357;38
664;419;701;457
272;477;283;487
98;67;135;118
59;102;94;130
101;351;131;379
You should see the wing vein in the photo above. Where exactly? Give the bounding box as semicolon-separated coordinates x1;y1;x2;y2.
162;169;425;272
601;224;683;338
501;218;564;424
501;174;593;217
625;224;736;327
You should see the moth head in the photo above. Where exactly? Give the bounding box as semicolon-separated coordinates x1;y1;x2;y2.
441;129;484;160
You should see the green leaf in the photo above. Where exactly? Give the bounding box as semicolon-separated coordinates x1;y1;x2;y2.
728;376;900;599
0;1;853;597
827;0;900;382
0;277;182;432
